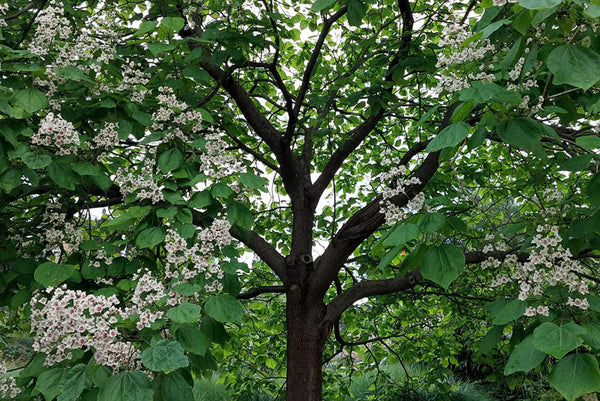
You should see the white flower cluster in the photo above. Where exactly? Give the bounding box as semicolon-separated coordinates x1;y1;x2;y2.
151;86;203;141
0;360;20;400
489;225;590;316
32;113;81;155
379;164;422;224
200;128;243;180
436;23;496;93
30;286;141;371
164;219;232;292
40;205;85;258
125;270;172;330
0;2;8;27
91;122;119;149
114;61;151;103
27;2;71;56
492;0;518;6
114;160;164;204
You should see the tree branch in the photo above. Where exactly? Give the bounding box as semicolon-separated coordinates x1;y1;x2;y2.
237;285;286;299
191;210;287;282
324;270;422;323
308;104;456;301
285;7;348;141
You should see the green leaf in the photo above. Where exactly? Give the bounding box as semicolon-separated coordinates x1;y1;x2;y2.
547;45;600;90
549;354;600;401
239;172;268;190
182;67;212;83
576;135;600;150
559;155;592;172
22;152;52;169
97;371;154;401
155;372;194;401
132;111;152;126
54;66;92;82
347;0;367;26
496;118;543;153
583;322;600;349
135;227;166;248
168;302;202;323
492;299;527;325
587;173;600;205
148;43;177;56
134;21;158;36
383;224;420;246
519;0;562;9
312;0;336;11
584;4;600;18
211;182;234;199
504;335;546;375
72;162;100;176
189;191;212;209
48;160;78;190
11;88;48;113
34;262;76;287
227;202;253;229
533;322;583;359
161;17;185;31
141;340;189;372
204;294;245;324
176;324;211;355
35;368;66;401
426;123;470;152
158;148;184;172
417;213;446;233
459;82;521;104
477;325;504;356
420;244;465;289
58;364;87;401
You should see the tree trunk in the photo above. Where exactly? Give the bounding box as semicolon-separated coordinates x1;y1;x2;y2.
286;283;328;401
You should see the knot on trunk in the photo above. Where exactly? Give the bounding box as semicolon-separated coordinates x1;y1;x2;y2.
299;253;313;265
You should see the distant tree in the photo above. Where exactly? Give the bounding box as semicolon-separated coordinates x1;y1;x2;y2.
1;0;600;400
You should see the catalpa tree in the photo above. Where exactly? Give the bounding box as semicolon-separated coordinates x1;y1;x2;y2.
0;0;600;400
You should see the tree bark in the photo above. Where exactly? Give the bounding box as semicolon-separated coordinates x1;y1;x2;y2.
285;283;329;401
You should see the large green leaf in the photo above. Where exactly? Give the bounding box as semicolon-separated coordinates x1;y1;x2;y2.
141;340;189;372
504;335;546;375
160;17;185;31
459;82;520;104
583;322;600;349
347;0;367;26
420;244;465;289
547;45;600;90
34;262;76;287
158;148;184;173
35;368;66;401
176;324;211;355
383;224;420;246
312;0;336;11
97;371;153;401
492;299;527;325
11;88;48;113
519;0;562;9
204;294;245;324
549;354;600;401
168;302;202;323
533;322;584;359
135;227;166;248
154;372;194;401
58;364;87;401
22;152;52;169
426;122;470;152
496;118;543;153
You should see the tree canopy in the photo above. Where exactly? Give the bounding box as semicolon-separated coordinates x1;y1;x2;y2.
1;0;600;400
